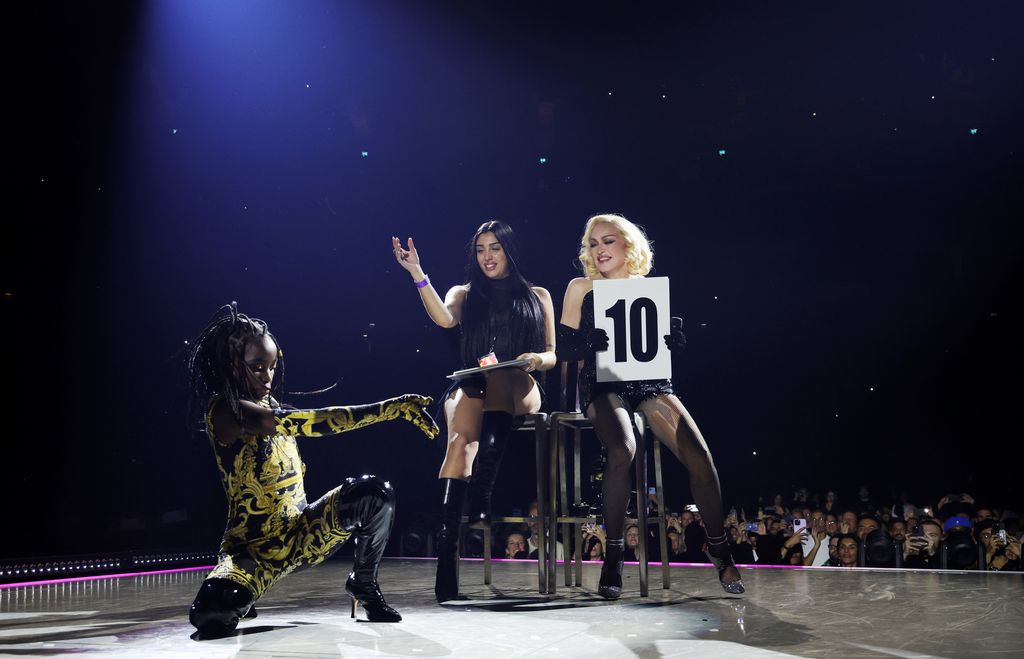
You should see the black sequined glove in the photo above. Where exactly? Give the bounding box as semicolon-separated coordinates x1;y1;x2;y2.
664;317;686;352
557;324;610;361
587;327;609;353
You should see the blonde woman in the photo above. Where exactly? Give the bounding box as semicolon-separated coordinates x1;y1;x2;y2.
558;213;743;597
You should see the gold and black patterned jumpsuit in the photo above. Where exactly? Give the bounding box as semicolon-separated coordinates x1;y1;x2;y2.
189;394;436;633
204;397;355;598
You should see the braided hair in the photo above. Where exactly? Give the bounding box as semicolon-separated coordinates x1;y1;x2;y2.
185;302;284;432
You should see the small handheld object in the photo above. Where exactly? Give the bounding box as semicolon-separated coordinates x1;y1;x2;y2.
793;518;808;535
745;522;759;533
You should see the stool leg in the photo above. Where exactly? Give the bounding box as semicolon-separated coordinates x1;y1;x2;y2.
634;421;649;598
534;417;548;594
654;438;670;589
559;428;571;587
573;429;584;587
547;417;560;594
483;526;492;585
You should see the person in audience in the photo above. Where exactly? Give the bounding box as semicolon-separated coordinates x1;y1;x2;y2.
505;531;528;559
839;510;858;535
856;515;881;541
525;500;565;560
903;519;942;569
834;534;859;568
888;518;907;545
802;512;830;567
623;524;641;562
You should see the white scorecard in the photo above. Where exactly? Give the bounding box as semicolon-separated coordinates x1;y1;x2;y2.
592;277;671;383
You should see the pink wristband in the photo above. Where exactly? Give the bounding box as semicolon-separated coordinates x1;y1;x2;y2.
415;275;430;289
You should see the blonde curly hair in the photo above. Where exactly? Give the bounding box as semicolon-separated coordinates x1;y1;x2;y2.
578;213;653;278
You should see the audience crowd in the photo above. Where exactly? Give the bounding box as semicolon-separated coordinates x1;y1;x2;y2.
483;487;1021;572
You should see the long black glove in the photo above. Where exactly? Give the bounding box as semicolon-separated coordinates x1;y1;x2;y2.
664;316;686;352
557;324;609;361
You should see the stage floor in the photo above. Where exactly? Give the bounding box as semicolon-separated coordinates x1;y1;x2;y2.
1;558;1021;658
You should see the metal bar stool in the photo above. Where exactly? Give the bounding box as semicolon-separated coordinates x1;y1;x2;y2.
546;361;670;596
459;412;550;594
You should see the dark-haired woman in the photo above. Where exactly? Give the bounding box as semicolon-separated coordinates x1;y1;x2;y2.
185;304;438;636
391;221;556;602
558;213;743;598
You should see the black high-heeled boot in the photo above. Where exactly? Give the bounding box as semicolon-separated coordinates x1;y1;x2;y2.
705;533;745;595
337;475;402;622
465;411;514;528
598;538;625;599
435;478;467;603
189;578;255;637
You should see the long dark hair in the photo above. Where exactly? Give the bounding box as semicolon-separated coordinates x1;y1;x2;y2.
460;220;544;365
185;302;285;432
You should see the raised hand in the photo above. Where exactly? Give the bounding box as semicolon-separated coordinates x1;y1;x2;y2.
391;236;424;278
904;536;928;559
1005;536;1021;562
382;394;439;439
664;316;686;352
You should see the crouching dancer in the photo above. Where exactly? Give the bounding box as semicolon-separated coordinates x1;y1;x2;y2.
185;303;438;636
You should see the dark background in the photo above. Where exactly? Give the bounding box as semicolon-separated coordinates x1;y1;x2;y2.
8;1;1022;559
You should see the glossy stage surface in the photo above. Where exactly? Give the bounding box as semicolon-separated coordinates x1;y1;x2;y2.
1;558;1020;657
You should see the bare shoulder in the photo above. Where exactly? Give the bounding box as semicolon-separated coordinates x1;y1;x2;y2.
563;277;593;300
531;286;552;303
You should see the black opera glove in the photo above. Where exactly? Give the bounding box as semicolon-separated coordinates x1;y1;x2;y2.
664;316;686;352
556;324;585;361
274;394;439;440
557;324;609;361
588;327;609;353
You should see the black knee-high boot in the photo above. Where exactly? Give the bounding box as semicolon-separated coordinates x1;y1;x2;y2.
466;411;514;527
189;578;255;637
435;477;468;602
337;475;402;622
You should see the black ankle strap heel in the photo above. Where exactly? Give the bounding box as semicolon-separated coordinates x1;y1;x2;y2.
704;534;745;595
598;539;625;599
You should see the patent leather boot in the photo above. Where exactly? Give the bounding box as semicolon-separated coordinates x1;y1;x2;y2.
337;476;402;621
465;411;514;528
434;478;467;602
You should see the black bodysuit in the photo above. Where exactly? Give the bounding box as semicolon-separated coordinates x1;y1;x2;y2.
446;278;544;399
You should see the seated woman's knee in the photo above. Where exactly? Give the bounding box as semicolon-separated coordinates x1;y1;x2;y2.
604;440;635;466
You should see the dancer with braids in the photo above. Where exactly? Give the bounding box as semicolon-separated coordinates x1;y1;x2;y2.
390;221;556;602
558;214;744;598
185;303;438;636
